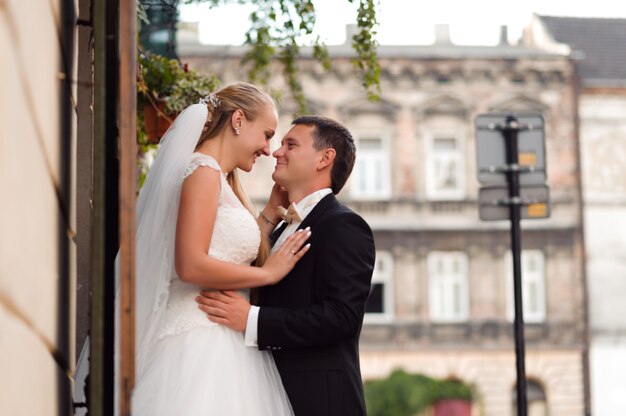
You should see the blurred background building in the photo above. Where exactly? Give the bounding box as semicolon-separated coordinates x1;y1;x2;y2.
525;15;626;416
177;16;625;416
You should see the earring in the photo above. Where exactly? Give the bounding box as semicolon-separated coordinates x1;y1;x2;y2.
234;126;241;135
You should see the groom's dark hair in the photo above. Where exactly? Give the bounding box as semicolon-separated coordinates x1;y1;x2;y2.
292;115;356;194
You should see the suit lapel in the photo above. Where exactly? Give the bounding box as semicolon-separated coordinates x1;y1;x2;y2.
297;193;337;232
270;221;288;245
260;194;338;305
268;193;338;250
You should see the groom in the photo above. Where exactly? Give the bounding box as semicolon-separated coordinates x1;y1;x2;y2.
198;115;375;416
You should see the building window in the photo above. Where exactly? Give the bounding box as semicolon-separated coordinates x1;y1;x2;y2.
425;135;465;200
365;251;394;323
505;250;546;323
351;135;391;200
428;251;469;322
513;379;547;416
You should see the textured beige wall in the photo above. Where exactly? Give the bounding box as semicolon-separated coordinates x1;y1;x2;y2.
0;0;71;414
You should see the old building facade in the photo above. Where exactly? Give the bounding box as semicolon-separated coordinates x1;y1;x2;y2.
525;15;626;416
179;25;587;415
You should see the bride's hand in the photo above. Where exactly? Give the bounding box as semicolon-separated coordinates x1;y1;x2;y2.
261;227;311;285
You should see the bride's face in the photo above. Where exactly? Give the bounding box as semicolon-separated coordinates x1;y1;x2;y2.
235;104;278;172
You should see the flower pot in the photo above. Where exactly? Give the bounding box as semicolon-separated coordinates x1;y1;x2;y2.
433;399;472;416
143;100;174;144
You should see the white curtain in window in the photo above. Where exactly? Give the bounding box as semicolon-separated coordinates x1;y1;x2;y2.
351;136;391;200
428;251;469;322
505;250;546;323
426;135;465;200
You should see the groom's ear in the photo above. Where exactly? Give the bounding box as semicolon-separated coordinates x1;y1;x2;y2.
317;148;336;171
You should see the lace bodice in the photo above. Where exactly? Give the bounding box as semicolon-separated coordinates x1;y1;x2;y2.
159;152;261;339
181;153;261;265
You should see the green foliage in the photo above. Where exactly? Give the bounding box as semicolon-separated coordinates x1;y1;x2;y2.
177;0;380;113
365;370;474;416
432;377;474;403
137;2;150;25
349;0;380;101
137;50;220;114
137;143;159;189
241;0;322;113
365;371;434;416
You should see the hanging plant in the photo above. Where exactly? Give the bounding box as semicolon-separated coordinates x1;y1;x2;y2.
137;50;219;144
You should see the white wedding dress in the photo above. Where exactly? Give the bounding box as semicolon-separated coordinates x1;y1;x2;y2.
131;152;293;415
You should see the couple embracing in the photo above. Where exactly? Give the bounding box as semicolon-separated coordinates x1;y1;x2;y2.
92;82;375;415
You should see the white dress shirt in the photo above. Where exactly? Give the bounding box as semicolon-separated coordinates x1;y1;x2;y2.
244;188;332;347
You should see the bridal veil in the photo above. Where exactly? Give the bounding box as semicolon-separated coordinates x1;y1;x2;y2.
74;103;208;411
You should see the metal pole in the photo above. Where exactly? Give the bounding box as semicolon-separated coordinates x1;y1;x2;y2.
91;0;119;414
118;0;137;414
503;116;528;416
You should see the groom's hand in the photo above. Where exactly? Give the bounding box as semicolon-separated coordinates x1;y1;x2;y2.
196;290;250;332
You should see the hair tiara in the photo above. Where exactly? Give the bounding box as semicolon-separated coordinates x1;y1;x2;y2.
199;93;220;108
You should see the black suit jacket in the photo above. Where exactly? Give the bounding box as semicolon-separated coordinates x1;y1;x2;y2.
258;194;376;416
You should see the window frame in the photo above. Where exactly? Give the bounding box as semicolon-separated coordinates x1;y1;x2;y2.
350;131;392;201
364;251;395;324
424;131;466;201
428;251;470;323
505;250;547;323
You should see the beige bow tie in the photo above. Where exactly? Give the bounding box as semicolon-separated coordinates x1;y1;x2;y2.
277;202;303;225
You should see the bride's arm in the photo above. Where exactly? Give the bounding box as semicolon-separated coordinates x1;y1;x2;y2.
256;184;289;236
175;167;309;289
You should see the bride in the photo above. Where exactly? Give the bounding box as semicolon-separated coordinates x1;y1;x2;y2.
76;82;309;415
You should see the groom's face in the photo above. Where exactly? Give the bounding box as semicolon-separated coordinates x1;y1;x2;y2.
272;124;322;191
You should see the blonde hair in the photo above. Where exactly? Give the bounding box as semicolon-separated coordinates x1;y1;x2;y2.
196;82;276;265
